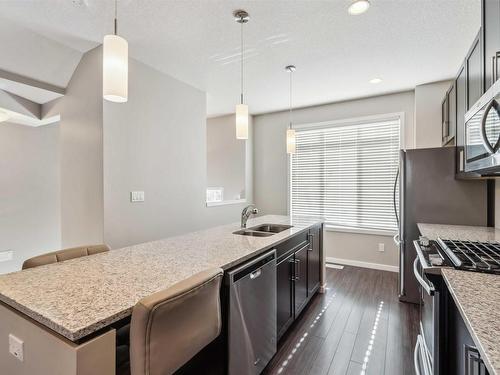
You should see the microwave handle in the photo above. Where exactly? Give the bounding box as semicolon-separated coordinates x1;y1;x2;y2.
480;99;496;154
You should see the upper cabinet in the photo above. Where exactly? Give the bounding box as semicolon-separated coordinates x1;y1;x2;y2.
442;0;500;175
483;0;500;91
466;32;484;110
442;82;457;146
456;63;467;172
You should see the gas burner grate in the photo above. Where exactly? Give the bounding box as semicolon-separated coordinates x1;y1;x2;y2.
437;238;500;274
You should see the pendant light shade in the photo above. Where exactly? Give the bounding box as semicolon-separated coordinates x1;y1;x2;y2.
0;110;9;123
236;103;249;139
103;0;128;103
234;10;250;140
286;65;296;154
286;128;296;154
103;34;128;103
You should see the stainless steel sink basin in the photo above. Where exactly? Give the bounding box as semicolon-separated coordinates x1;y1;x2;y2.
233;230;274;237
247;224;293;233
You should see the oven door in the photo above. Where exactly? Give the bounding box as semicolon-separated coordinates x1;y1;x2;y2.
413;257;439;375
465;81;500;173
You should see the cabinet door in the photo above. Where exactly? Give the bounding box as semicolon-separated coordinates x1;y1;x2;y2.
464;345;489;375
483;0;500;91
467;32;484;110
276;253;294;339
307;225;321;296
294;244;308;317
441;94;450;145
448;83;457;144
456;63;467;172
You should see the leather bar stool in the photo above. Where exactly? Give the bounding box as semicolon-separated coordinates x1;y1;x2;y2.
22;244;110;269
117;268;223;375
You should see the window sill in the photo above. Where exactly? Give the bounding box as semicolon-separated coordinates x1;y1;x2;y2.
325;225;396;237
206;199;247;207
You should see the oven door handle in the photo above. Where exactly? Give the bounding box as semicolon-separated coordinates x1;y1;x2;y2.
414;335;432;375
414;335;422;375
413;258;435;296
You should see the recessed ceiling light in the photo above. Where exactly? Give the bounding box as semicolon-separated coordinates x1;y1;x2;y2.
370;78;382;84
348;0;371;15
0;110;10;123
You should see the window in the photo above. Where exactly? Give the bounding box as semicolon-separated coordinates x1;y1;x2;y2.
290;115;401;233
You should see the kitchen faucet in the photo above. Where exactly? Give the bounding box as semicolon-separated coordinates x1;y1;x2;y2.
241;205;259;228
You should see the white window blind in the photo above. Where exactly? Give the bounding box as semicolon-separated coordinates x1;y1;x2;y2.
291;117;400;232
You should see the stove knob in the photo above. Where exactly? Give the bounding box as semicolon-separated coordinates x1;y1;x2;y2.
419;236;430;247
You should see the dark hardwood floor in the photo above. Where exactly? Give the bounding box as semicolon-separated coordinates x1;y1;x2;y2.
263;266;419;375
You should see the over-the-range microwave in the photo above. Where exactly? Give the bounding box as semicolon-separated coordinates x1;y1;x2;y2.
464;79;500;174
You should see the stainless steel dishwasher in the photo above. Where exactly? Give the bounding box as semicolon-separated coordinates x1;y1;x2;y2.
228;249;277;375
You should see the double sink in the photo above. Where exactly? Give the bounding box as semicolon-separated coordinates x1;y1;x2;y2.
233;223;293;237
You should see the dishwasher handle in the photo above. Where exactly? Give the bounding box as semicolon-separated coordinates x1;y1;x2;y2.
250;269;262;280
228;249;276;284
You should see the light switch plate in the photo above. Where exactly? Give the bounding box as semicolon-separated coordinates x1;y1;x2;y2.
0;250;13;262
9;334;24;362
378;243;385;252
130;191;145;202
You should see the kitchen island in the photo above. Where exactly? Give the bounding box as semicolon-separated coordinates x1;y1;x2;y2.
0;215;324;375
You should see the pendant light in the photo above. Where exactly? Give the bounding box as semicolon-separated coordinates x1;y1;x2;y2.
286;65;296;154
0;110;9;123
103;0;128;103
234;10;250;140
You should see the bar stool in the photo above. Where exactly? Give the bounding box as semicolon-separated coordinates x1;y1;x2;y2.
117;267;223;375
22;244;110;269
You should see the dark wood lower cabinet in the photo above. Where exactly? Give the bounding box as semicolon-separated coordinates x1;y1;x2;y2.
293;244;308;316
307;225;321;296
276;253;295;339
276;224;323;340
445;290;490;375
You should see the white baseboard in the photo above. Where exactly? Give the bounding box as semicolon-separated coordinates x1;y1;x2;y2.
326;256;399;273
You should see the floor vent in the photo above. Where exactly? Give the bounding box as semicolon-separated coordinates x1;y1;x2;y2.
326;263;344;270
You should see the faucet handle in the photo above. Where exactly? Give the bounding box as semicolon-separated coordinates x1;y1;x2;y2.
251;207;259;215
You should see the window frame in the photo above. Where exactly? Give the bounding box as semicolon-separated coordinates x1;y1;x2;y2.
287;112;406;237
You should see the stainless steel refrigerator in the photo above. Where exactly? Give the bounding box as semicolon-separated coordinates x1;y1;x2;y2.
396;147;488;304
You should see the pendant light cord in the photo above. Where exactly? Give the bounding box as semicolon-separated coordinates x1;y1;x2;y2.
114;0;118;35
289;70;293;129
240;21;244;105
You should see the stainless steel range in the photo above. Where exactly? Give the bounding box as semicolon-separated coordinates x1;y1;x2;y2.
436;238;500;274
413;237;495;375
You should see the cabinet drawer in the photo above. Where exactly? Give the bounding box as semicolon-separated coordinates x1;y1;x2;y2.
275;230;309;261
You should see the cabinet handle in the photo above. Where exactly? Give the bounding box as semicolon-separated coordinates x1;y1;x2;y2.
308;233;314;251
492;55;496;86
295;259;300;281
493;53;500;85
289;258;296;281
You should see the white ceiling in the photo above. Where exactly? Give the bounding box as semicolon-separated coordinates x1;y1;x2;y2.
0;0;481;116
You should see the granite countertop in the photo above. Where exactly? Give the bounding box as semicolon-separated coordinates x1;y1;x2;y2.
418;223;500;374
442;269;500;375
0;215;322;342
418;223;500;242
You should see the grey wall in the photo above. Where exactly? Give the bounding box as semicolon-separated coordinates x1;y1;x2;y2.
207;114;247;201
414;80;452;149
253;91;415;268
43;47;104;248
103;53;253;249
0;122;61;274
